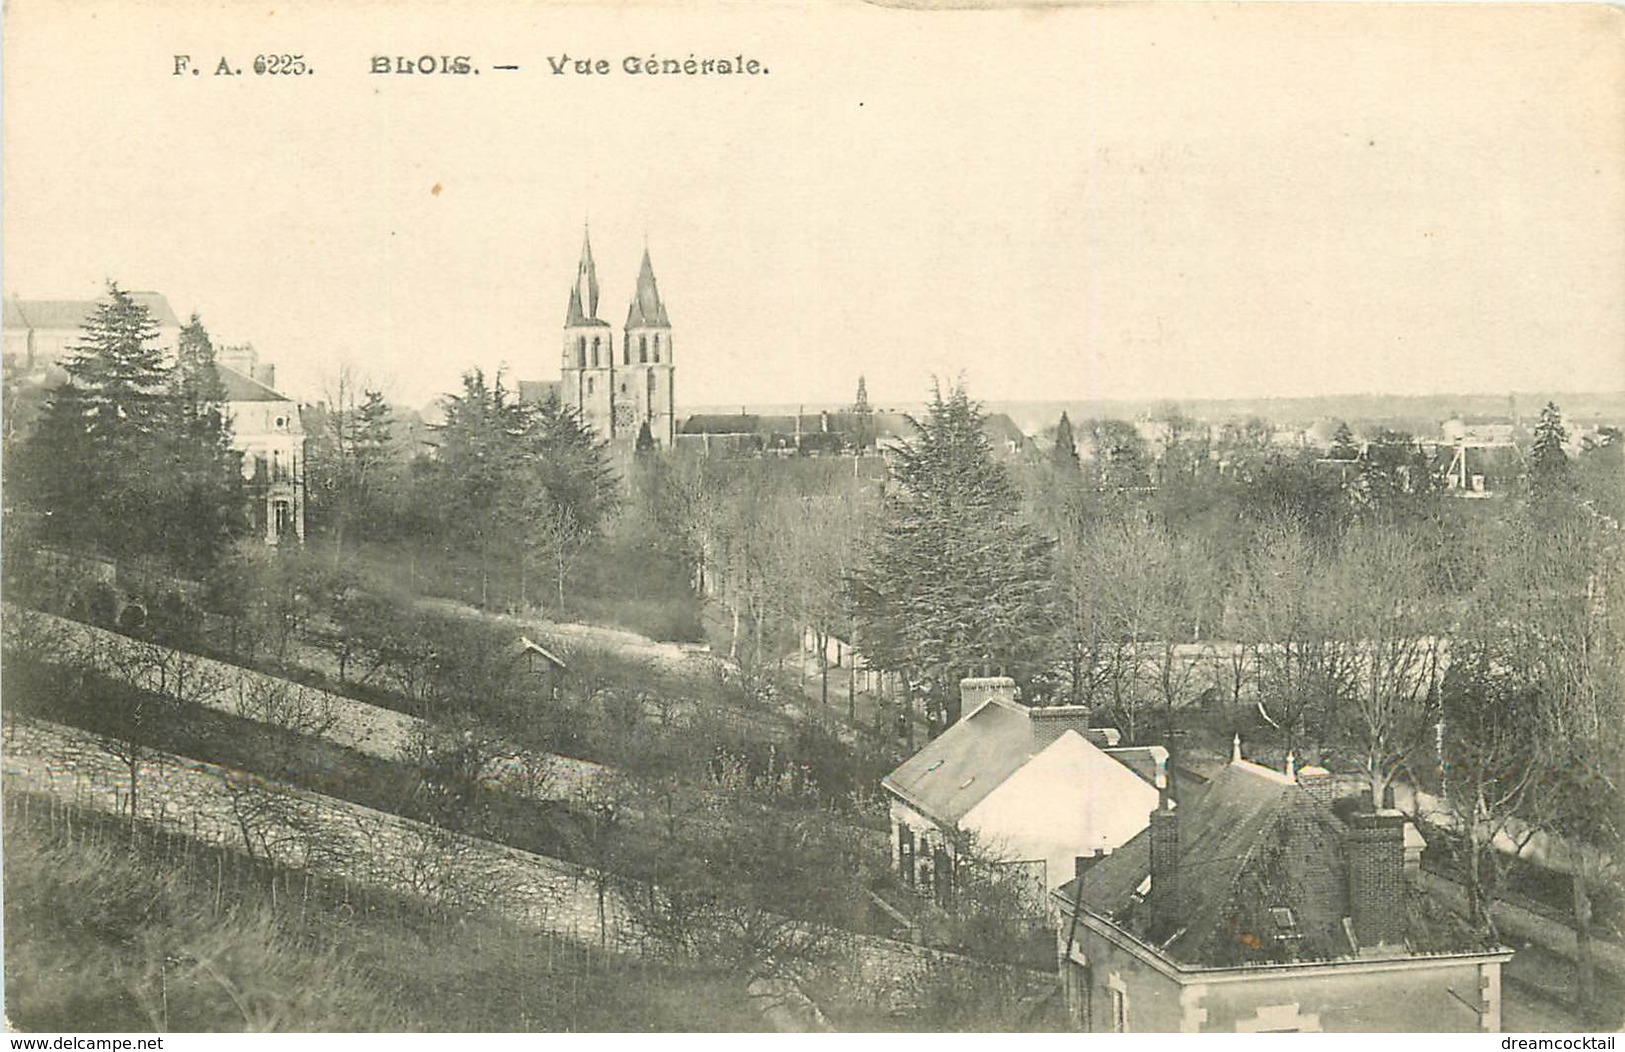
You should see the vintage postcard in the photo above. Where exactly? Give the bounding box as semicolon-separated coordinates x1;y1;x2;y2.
3;0;1622;1038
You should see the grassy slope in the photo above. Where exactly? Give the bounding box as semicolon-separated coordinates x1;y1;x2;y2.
2;796;762;1032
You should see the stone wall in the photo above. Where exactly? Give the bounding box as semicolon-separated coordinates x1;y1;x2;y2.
3;605;608;801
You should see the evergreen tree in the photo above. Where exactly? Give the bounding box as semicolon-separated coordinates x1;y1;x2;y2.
523;394;618;536
16;284;245;569
152;313;246;572
1051;411;1079;468
1529;401;1572;495
1329;420;1359;460
425;375;618;609
634;420;657;458
851;381;1055;727
350;388;399;534
434;368;530;606
173;313;228;431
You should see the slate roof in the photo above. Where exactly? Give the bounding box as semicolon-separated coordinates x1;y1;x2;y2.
1062;759;1496;966
1071;760;1306;957
216;362;292;403
881;696;1033;826
625;249;671;329
518;379;562;405
565;231;605;327
4;293;181;332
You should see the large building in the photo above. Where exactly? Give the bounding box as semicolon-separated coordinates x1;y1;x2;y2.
216;344;305;544
4;292;182;380
2;294;304;545
554;231;677;450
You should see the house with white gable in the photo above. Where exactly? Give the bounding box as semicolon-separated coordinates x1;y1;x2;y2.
881;677;1165;904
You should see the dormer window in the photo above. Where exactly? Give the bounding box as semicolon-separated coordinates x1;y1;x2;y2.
1270;906;1301;944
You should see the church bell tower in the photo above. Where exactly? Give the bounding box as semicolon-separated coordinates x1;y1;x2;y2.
620;247;676;449
560;228;615;439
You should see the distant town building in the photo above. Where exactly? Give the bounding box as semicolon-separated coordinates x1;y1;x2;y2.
676;407;1034;460
1053;745;1510;1032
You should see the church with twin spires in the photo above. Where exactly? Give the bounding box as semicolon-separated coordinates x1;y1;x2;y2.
557;230;676;450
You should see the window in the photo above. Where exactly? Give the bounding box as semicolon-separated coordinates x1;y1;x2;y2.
587;377;594;395
653;334;661;362
623;333;631;365
576;336;586;368
647;369;656;410
1237;1003;1320;1033
1106;978;1130;1033
591;336;601;367
273;501;291;538
639;335;648;363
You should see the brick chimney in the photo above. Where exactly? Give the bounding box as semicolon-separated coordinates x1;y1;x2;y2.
1147;796;1181;936
1296;764;1334;809
1345;808;1407;950
958;677;1016;722
1027;704;1094;751
217;342;257;376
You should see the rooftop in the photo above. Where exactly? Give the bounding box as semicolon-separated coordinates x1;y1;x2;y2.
881;695;1033;826
215;362;292;403
5;293;181;332
1062;759;1498;968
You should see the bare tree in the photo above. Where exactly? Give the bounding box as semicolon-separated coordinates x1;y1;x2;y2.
1327;526;1445;806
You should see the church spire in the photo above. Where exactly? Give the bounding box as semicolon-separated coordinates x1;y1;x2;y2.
625;247;671;329
566;226;600;325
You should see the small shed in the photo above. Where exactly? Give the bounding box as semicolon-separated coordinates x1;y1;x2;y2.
518;635;568;698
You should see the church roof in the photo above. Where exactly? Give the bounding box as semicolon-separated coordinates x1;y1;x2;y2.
625;249;671;329
565;231;607;327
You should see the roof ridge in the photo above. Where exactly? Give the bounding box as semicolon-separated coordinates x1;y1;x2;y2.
1230;758;1298;786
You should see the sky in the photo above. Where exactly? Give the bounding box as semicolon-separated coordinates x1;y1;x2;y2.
4;0;1623;411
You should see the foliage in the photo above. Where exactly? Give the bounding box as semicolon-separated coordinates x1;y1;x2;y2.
1050;411;1079;468
1529;401;1573;496
3;804;389;1032
852;382;1056;723
12;285;247;573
